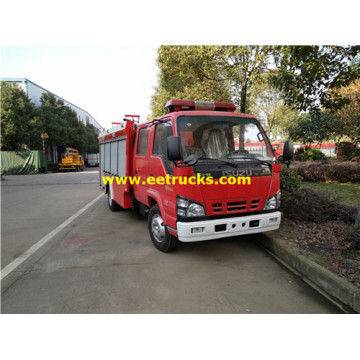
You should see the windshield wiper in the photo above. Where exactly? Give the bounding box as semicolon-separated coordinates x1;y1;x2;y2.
226;152;272;166
198;157;238;168
227;156;273;168
247;159;272;167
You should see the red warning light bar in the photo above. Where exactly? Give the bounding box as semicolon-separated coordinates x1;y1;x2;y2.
165;99;236;113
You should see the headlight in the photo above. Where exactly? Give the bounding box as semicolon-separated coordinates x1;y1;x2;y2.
187;203;206;217
263;191;281;210
177;198;189;208
177;196;206;218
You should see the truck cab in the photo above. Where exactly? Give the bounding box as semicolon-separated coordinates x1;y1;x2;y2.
131;100;283;252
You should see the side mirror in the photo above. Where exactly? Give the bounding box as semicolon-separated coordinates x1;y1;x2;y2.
283;141;294;161
167;136;182;161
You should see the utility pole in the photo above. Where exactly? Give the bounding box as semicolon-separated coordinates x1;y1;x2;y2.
41;132;49;153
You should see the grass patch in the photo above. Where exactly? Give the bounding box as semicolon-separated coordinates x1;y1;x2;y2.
301;181;360;207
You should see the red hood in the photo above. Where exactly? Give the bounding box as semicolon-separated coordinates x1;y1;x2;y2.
198;176;271;215
173;166;272;216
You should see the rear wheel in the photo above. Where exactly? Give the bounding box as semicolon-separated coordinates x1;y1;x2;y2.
148;204;179;252
108;185;121;211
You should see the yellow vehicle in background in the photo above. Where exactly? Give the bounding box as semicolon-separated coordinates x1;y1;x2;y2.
58;147;84;171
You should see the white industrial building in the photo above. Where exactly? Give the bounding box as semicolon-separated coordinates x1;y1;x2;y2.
2;78;103;162
2;78;103;133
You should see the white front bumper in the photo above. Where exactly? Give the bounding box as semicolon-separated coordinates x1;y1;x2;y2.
177;211;281;242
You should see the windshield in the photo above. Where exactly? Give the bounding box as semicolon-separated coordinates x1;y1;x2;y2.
177;115;274;162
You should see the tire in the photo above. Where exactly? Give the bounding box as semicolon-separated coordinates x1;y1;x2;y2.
108;185;121;211
148;204;179;252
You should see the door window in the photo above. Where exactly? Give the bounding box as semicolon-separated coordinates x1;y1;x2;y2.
152;121;173;174
153;122;173;157
136;126;151;156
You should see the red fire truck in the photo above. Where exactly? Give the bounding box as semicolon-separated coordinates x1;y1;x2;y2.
99;100;293;252
234;141;284;158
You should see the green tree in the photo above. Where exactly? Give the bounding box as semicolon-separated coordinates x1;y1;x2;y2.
151;46;232;118
331;79;360;143
271;45;360;113
38;93;74;147
271;105;300;141
149;84;175;119
150;45;275;118
220;45;275;113
83;124;99;153
284;111;342;144
249;80;298;141
1;82;41;150
38;93;99;154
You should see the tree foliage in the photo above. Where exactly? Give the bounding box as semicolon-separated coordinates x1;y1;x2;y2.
219;45;274;113
249;80;298;141
270;45;360;113
150;45;274;118
1;82;41;150
83;124;100;153
150;45;360;144
283;78;360;145
330;79;360;143
150;46;232;118
38;93;99;153
284;111;342;144
1;83;98;153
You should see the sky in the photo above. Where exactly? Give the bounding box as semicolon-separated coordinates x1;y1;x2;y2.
0;1;355;131
1;46;159;129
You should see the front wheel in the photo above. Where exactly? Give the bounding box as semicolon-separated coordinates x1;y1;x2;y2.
148;204;179;252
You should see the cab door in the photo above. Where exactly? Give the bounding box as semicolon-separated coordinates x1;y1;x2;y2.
133;125;151;205
149;121;176;228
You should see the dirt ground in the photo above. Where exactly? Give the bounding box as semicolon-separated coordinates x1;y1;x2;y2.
275;219;360;288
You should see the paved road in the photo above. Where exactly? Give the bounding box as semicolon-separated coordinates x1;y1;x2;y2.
1;170;342;313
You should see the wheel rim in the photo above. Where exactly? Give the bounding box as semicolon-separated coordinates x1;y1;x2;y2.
151;214;165;243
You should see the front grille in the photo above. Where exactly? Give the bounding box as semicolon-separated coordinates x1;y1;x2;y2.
227;201;247;212
250;199;260;210
209;198;262;215
212;203;222;213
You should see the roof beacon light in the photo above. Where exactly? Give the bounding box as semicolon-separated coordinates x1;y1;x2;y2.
165;99;236;113
194;101;215;111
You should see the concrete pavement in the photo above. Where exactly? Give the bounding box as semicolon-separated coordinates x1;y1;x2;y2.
1;170;343;313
